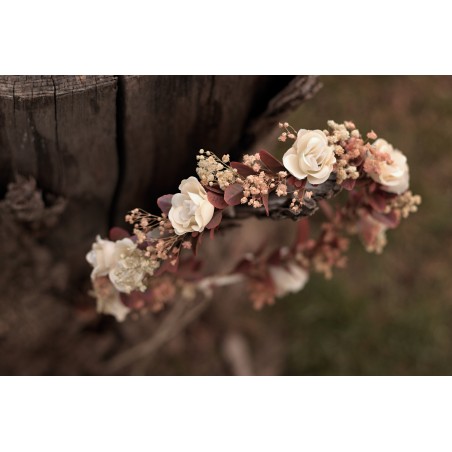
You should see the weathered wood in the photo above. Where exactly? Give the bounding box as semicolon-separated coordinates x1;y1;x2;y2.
0;75;321;375
113;75;307;225
248;75;323;149
0;75;118;277
0;76;120;375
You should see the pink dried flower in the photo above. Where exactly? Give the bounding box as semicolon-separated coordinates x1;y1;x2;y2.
276;183;287;197
248;280;275;310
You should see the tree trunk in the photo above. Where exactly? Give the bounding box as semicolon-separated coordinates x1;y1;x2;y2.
0;75;321;375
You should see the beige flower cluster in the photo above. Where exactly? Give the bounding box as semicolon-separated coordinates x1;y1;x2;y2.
355;210;388;254
196;149;237;190
168;177;214;235
283;129;336;185
86;119;421;322
366;139;409;194
386;190;421;219
86;236;157;321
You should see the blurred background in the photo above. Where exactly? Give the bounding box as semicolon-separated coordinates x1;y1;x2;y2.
1;76;450;375
151;76;451;375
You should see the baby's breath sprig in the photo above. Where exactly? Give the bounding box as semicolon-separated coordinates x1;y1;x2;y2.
278;121;297;142
125;207;185;267
87;119;421;322
196;149;238;189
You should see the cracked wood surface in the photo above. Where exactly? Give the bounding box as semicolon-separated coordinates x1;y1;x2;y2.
0;75;322;375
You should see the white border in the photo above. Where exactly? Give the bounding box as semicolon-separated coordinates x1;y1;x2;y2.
1;1;451;74
1;377;451;451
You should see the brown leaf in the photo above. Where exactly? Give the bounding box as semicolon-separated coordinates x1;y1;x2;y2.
372;210;401;229
190;232;204;256
205;184;224;195
230;161;256;177
287;176;306;189
206;210;223;229
157;194;173;214
207;191;228;210
340;178;356;191
262;193;269;216
154;256;179;276
295;218;310;246
109;227;130;241
367;192;388;212
224;183;244;206
259;150;285;172
195;232;204;255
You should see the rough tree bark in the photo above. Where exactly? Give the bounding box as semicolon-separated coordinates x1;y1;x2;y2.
0;75;325;375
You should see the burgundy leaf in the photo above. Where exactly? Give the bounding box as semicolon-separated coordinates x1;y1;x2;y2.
355;178;370;188
224;183;244;206
189;232;199;256
206;209;223;229
368;182;378;193
372;210;401;229
233;258;253;274
190;232;204;256
195;232;204;255
261;193;269;216
207;191;228;210
267;248;284;265
287;176;306;189
295;218;310;246
109;227;130;241
230;161;256;177
205;184;224;195
177;258;202;276
154;256;179;276
121;288;153;309
157;194;173;214
340;178;356;191
367;192;388;212
259;150;285;172
353;155;365;167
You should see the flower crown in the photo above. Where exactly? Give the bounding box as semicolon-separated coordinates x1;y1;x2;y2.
87;120;421;321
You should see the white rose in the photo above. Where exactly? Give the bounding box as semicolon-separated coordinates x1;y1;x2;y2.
168;176;215;235
92;277;130;322
369;139;409;194
357;211;388;254
283;129;336;184
87;236;153;294
86;236;135;280
269;263;309;298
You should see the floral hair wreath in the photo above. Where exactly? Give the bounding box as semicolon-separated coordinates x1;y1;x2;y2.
87;120;421;321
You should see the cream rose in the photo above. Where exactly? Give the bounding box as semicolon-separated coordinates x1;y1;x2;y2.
92;277;131;322
283;129;336;184
357;211;388;254
369;139;409;194
86;236;135;280
269;263;309;298
168;176;215;235
86;236;148;293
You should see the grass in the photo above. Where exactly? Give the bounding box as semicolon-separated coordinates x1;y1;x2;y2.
267;76;452;375
152;76;452;376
